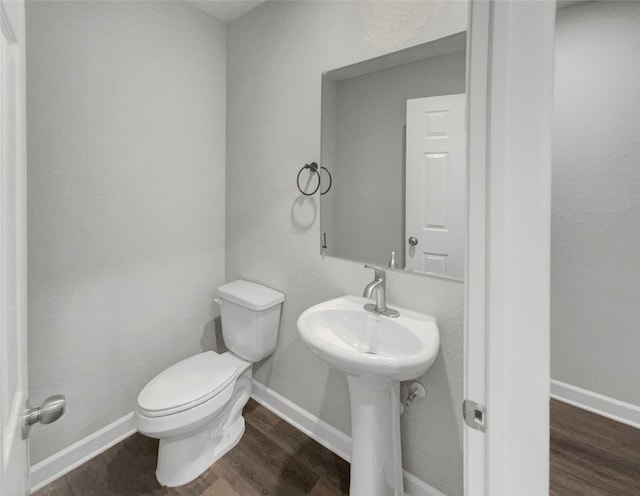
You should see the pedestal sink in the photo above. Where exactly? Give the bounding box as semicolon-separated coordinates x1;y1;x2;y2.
297;295;440;496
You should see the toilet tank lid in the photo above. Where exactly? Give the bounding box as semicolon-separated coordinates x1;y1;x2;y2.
218;279;284;311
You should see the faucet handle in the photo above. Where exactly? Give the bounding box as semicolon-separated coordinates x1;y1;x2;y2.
364;264;386;279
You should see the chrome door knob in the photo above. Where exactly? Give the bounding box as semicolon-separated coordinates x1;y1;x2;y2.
408;236;418;246
23;395;66;439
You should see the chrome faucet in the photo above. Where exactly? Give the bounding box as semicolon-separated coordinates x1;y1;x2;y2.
362;265;400;318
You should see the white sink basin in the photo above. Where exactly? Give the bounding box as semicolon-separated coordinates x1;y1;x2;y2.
297;295;439;381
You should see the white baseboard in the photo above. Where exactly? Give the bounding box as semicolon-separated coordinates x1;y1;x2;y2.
30;412;136;492
551;380;640;429
250;379;447;496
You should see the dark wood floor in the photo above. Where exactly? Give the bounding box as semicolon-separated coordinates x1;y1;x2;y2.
33;399;349;496
34;398;640;496
550;399;640;496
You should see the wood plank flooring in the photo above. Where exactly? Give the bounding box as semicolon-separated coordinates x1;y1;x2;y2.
34;398;640;496
550;399;640;496
33;399;349;496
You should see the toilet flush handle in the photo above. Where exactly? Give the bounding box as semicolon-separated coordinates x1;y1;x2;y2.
213;297;223;306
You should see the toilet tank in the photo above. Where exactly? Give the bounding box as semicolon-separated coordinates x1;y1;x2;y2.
217;280;284;362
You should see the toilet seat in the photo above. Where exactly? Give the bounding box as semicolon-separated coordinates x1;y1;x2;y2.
137;352;246;418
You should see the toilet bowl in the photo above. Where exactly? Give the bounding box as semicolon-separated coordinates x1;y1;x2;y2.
135;280;284;487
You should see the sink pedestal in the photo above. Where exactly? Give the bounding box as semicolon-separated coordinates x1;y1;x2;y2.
347;375;404;496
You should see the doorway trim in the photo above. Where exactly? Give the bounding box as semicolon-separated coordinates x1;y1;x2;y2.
465;1;556;493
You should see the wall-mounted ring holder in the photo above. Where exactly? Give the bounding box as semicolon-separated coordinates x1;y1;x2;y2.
297;163;320;196
296;162;332;196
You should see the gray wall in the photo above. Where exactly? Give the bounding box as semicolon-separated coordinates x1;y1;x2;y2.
26;1;227;463
330;52;466;268
227;2;467;494
552;1;640;405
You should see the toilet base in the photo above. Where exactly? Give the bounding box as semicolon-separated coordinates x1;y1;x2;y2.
156;416;245;487
155;374;252;487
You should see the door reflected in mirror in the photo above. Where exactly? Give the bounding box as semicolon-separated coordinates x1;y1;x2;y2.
320;32;467;280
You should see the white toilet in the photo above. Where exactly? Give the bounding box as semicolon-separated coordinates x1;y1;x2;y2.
135;280;284;487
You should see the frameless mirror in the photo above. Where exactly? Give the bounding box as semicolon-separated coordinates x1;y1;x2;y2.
320;32;467;280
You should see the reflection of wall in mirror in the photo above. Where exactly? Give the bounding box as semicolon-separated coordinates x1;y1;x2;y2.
327;51;465;269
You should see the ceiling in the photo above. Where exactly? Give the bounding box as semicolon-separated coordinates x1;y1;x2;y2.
556;0;595;9
185;0;267;23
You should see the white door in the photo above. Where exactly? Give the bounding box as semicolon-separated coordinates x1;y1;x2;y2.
0;0;29;494
405;94;466;279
